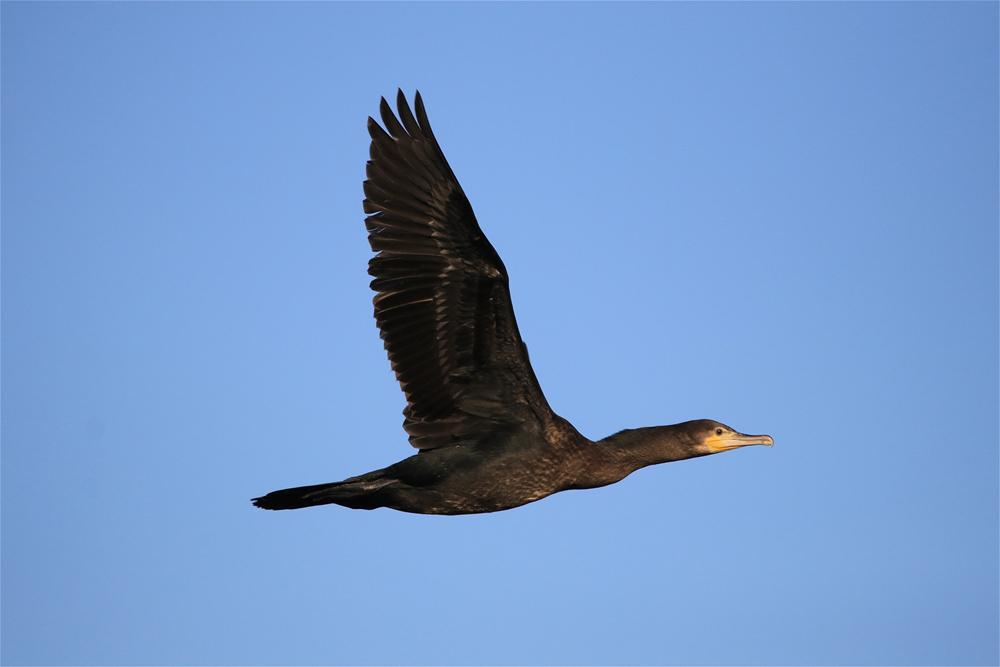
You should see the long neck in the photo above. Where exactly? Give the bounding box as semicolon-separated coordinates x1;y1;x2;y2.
575;424;705;489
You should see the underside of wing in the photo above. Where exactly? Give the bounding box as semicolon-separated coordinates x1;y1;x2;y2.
362;90;553;450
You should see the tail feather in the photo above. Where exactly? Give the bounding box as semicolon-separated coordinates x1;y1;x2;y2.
252;477;396;511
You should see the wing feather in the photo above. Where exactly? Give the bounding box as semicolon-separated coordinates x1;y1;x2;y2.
362;90;553;449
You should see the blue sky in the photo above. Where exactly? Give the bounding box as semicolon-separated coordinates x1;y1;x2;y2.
2;3;997;665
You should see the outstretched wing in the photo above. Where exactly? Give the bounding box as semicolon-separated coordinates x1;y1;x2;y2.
363;90;553;450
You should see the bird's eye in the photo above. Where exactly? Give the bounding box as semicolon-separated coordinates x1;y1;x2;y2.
715;428;723;435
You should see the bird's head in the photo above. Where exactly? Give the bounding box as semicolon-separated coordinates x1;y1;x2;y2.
687;419;774;454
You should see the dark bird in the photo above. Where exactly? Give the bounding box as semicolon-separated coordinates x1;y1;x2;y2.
252;91;772;515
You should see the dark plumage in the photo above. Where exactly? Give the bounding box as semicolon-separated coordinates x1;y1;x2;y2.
253;91;772;516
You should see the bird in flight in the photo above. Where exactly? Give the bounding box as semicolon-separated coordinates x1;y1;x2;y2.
253;90;772;515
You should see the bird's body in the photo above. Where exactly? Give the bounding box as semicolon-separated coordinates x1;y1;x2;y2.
253;91;772;516
259;418;586;515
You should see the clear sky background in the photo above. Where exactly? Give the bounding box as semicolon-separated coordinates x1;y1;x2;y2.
2;3;997;666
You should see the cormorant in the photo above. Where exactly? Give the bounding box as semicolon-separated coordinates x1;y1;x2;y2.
252;91;772;515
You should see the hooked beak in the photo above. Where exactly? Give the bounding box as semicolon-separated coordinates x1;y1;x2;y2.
706;431;774;453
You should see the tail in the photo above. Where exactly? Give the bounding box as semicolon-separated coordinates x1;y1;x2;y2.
252;477;396;511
